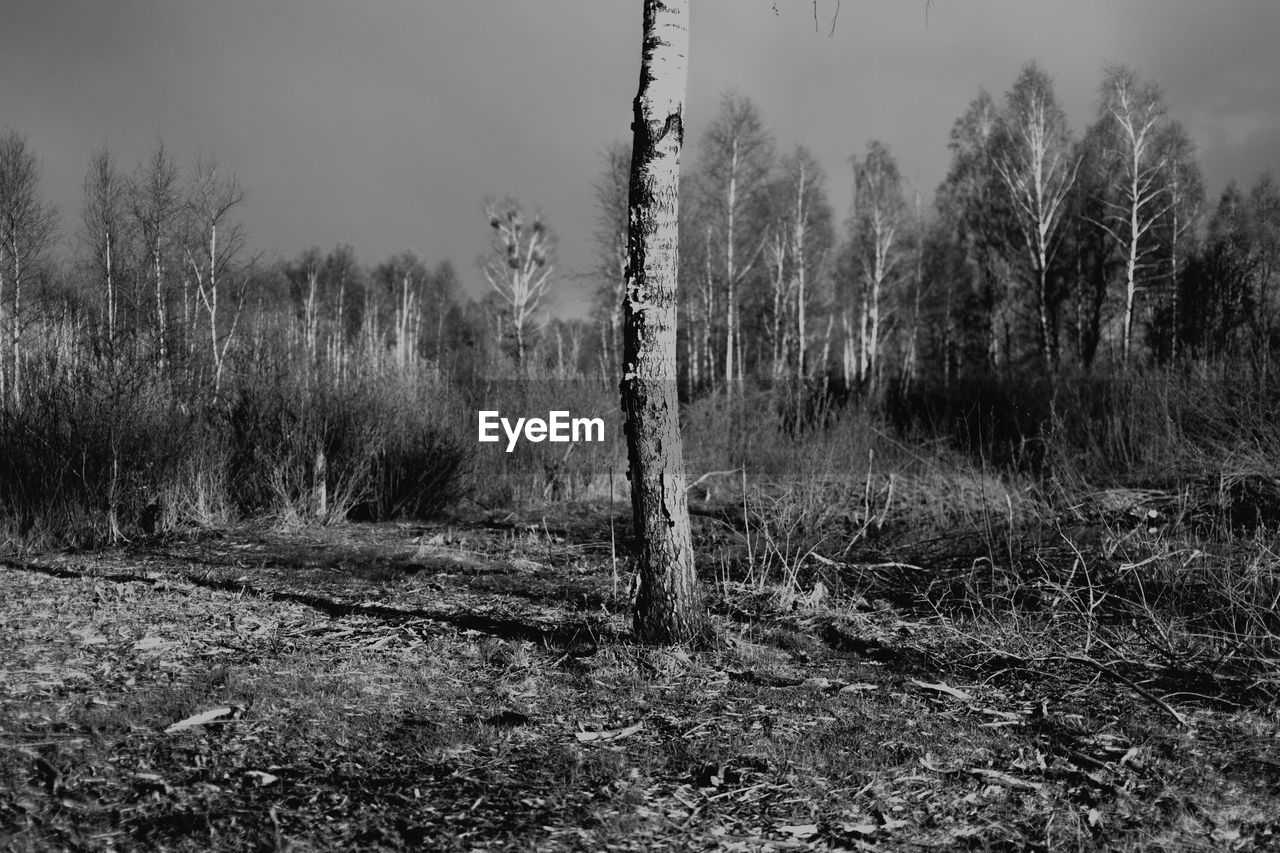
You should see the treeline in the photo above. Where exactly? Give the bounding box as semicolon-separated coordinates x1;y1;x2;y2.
0;137;594;544
2;56;1278;541
0;137;600;397
587;61;1279;399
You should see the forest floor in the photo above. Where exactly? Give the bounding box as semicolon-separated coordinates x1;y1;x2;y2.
2;501;1279;851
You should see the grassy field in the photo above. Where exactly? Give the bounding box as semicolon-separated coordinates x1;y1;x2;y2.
3;467;1279;851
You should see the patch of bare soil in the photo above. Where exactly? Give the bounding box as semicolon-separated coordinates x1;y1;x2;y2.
2;513;1279;850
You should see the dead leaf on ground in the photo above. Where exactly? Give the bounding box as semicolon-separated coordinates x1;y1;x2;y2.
70;627;108;645
909;679;973;702
164;705;241;734
575;721;643;743
133;635;178;651
838;682;878;694
778;823;819;839
967;767;1044;792
920;755;963;775
132;772;171;793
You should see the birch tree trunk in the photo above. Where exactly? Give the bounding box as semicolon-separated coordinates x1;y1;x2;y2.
724;140;738;387
9;240;19;405
1169;182;1181;360
792;157;808;381
0;258;6;403
701;227;715;390
622;0;705;645
1096;66;1168;368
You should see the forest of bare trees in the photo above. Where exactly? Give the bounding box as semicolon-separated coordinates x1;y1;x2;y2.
0;57;1277;547
583;61;1279;403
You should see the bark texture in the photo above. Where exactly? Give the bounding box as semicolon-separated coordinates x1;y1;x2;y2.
621;0;705;645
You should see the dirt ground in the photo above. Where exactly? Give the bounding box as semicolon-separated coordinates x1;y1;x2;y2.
2;509;1278;851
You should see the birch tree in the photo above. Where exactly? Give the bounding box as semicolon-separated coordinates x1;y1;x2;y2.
765;146;831;382
1067;123;1119;369
1245;172;1280;386
323;243;364;371
621;0;704;644
1153;121;1203;361
374;251;429;369
592;142;632;378
698;93;774;387
767;224;792;379
1091;65;1171;366
850;139;906;391
900;191;929;388
1192;183;1254;362
184;156;249;395
618;0;862;643
0;132;57;404
480;198;555;373
81;146;130;354
424;260;459;365
994;63;1079;376
129;140;182;369
936;89;1013;373
785;147;832;381
286;247;326;360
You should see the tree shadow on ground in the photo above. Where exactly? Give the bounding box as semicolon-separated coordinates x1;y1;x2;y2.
1;557;618;652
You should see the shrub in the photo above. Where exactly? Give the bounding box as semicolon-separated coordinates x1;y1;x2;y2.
359;373;473;520
221;365;472;523
0;359;201;546
458;376;622;505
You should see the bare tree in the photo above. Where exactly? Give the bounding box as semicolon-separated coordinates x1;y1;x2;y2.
286;247;326;360
480;198;555;373
617;0;892;644
936;89;1012;373
786;147;831;381
323;243;364;373
373;251;429;369
129;140;182;369
1090;65;1171;366
676;170;718;391
622;0;704;644
850;139;906;391
698;93;773;387
1246;172;1280;386
183;155;249;394
0;131;58;404
901;191;929;388
994;62;1079;376
425;260;459;365
591;142;632;378
764;146;831;382
1154;121;1203;360
767;223;791;379
81;146;131;353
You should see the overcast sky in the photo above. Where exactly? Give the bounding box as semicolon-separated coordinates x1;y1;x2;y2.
2;1;1278;316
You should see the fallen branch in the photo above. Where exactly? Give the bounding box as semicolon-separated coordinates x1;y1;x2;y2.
575;721;643;743
687;468;743;491
909;679;973;702
811;553;927;573
949;636;1194;729
1064;654;1192;729
165;705;244;734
